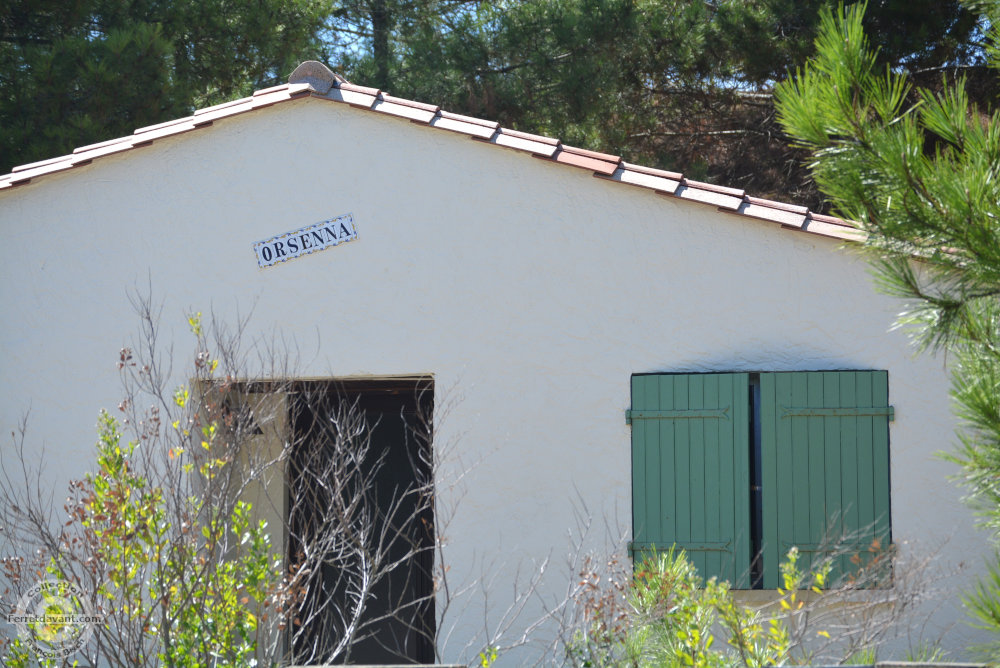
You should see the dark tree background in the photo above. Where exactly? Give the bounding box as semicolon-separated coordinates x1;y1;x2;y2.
0;0;327;173
2;0;993;207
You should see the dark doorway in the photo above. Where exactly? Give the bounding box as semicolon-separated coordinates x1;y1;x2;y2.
288;377;435;665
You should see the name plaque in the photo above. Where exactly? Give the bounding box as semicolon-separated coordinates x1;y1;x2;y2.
253;213;358;268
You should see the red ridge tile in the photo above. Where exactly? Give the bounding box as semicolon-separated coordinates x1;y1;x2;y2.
801;217;867;241
250;88;303;109
12;155;74;173
680;178;745;198
339;82;381;97
551;147;619;175
736;200;807;228
674;184;745;210
437;110;497;128
808;212;854;227
493;128;560;157
325;83;379;108
622;162;683;181
498;128;559;145
381;94;439;113
252;83;291;97
194;97;251;116
559;145;620;164
430;111;499;139
73;135;134;154
746;195;808;215
8;159;76;183
135;115;195;135
372;97;438;123
606;165;681;194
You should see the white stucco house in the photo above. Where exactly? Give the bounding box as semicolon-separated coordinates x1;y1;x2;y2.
0;61;990;664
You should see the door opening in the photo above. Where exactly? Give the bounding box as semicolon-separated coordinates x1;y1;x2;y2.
288;377;435;665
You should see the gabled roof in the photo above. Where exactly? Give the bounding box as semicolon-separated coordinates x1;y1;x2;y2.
0;61;862;243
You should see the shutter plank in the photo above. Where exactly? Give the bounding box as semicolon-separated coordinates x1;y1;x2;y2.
872;371;891;544
856;374;876;547
791;374;812;557
732;374;750;588
631;376;649;550
673;375;692;566
704;374;722;581
818;373;839;574
689;374;707;578
658;376;675;551
838;372;859;579
761;373;779;588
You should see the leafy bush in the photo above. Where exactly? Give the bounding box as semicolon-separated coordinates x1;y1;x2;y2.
566;546;839;668
1;409;283;667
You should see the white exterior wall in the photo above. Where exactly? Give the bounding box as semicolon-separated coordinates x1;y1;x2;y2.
0;97;986;662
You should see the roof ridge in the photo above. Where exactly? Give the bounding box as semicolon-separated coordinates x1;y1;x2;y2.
0;60;861;244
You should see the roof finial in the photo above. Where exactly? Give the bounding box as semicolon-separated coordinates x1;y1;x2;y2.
288;61;346;95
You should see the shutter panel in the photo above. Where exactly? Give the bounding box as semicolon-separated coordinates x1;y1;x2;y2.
759;371;891;588
629;373;750;587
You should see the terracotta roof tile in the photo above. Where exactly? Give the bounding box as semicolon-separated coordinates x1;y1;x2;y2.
134;116;192;135
372;94;439;123
190;100;254;124
552;145;620;175
325;82;379;108
603;164;681;194
674;183;745;210
7;159;77;184
802;216;867;241
252;83;292;97
736;199;808;228
562;145;620;163
681;178;745;198
808;212;855;227
0;61;861;246
492;128;560;157
429;110;498;139
340;82;380;97
622;162;683;181
250;86;308;110
746;195;808;214
381;94;439;113
194;97;250;116
11;155;74;173
74;139;142;161
73;135;135;154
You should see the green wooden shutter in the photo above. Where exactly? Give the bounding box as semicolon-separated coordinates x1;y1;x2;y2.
629;373;751;588
759;371;891;588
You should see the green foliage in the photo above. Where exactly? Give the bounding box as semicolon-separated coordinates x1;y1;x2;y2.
1;392;283;664
337;0;984;207
0;0;328;173
965;555;1000;657
478;644;499;667
905;641;946;662
844;646;879;664
776;0;1000;658
566;547;836;667
81;411;281;666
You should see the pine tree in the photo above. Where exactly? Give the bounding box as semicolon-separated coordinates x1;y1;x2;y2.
0;0;327;173
775;1;1000;652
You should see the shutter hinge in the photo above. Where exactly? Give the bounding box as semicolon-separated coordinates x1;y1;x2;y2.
626;407;730;424
780;405;894;421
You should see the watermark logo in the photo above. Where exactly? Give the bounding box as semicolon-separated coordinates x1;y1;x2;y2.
7;580;101;658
